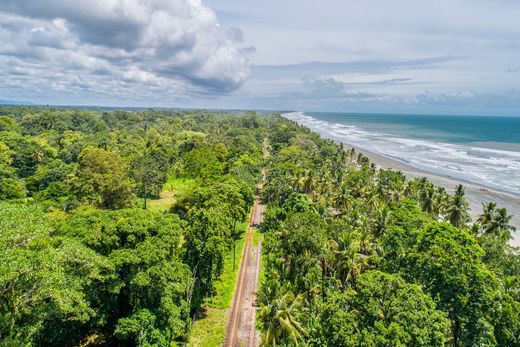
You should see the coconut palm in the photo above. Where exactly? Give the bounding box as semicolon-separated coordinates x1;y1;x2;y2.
477;202;497;227
333;183;354;213
257;278;307;346
445;184;471;228
433;186;449;216
419;184;435;214
329;231;370;289
372;206;391;238
483;207;516;239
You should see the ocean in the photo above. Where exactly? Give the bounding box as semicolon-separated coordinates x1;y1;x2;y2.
283;112;520;196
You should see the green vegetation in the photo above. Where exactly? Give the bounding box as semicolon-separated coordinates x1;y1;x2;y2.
0;107;264;346
0;106;518;346
187;220;247;347
257;120;520;346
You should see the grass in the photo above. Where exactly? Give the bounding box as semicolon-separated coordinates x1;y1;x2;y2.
185;307;228;347
136;177;197;212
164;177;197;197
187;217;249;346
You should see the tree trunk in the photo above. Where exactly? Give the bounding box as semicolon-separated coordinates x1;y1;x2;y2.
453;319;460;347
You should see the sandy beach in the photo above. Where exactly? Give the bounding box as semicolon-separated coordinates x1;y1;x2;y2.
346;144;520;246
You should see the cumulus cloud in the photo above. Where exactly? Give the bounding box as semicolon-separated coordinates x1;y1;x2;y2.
0;0;252;103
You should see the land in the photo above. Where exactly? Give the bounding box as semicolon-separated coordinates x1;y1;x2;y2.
349;145;520;245
2;107;519;346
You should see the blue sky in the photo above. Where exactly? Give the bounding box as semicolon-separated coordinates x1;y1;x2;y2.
0;0;519;114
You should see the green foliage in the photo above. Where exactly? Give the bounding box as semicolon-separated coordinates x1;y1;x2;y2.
445;184;471;228
0;116;17;132
0;107;266;345
411;222;500;346
60;208;192;345
0;202;106;346
259;115;519;346
0;177;24;200
0;131;53;178
182;146;224;180
72;147;134;209
321;271;450;346
1;107;518;346
184;207;231;307
257;275;307;346
25;159;73;193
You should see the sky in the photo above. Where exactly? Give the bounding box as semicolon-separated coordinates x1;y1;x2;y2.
0;0;519;115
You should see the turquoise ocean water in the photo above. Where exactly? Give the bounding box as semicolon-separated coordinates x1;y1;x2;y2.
283;112;520;195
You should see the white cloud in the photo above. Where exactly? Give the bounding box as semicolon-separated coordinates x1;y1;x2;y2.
0;0;252;103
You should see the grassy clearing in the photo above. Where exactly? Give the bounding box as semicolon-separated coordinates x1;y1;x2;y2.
185;307;228;347
137;177;197;212
187;218;249;346
164;177;197;197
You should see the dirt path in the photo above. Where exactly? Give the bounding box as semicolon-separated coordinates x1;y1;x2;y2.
223;140;268;347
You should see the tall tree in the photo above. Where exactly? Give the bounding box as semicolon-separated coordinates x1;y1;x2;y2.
445;184;471;228
411;222;499;347
321;271;450;347
257;276;307;346
73;147;134;209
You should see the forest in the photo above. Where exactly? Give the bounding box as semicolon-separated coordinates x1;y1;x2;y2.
0;106;519;346
0;107;263;346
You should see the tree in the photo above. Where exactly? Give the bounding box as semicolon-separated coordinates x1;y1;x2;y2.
411;222;499;346
25;159;73;193
321;271;450;346
477;202;496;227
0;116;17;132
184;207;231;307
129;152;168;209
0;203;105;345
257;276;307;346
182;147;223;180
0;178;25;200
0;131;52;178
0;141;14;178
277;210;326;291
61;208;192;345
445;184;470;228
478;204;516;240
73;147;134;209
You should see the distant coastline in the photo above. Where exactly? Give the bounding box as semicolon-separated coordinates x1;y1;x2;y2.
282;112;520;245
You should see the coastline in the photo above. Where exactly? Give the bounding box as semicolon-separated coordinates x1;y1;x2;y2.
282;111;520;245
347;144;520;246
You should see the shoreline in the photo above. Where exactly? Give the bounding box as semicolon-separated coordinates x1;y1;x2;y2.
346;143;520;246
281;112;520;245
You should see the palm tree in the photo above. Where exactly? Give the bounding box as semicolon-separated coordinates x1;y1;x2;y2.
484;207;516;239
477;202;497;227
445;184;471;228
433;186;449;216
333;183;354;213
372;206;391;238
419;184;435;214
257;278;307;346
329;231;370;289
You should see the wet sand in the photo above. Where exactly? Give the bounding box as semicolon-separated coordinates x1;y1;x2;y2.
347;144;520;246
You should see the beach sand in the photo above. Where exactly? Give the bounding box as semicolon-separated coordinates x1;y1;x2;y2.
345;144;520;246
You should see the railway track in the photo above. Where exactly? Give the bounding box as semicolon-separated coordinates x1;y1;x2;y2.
223;185;264;347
